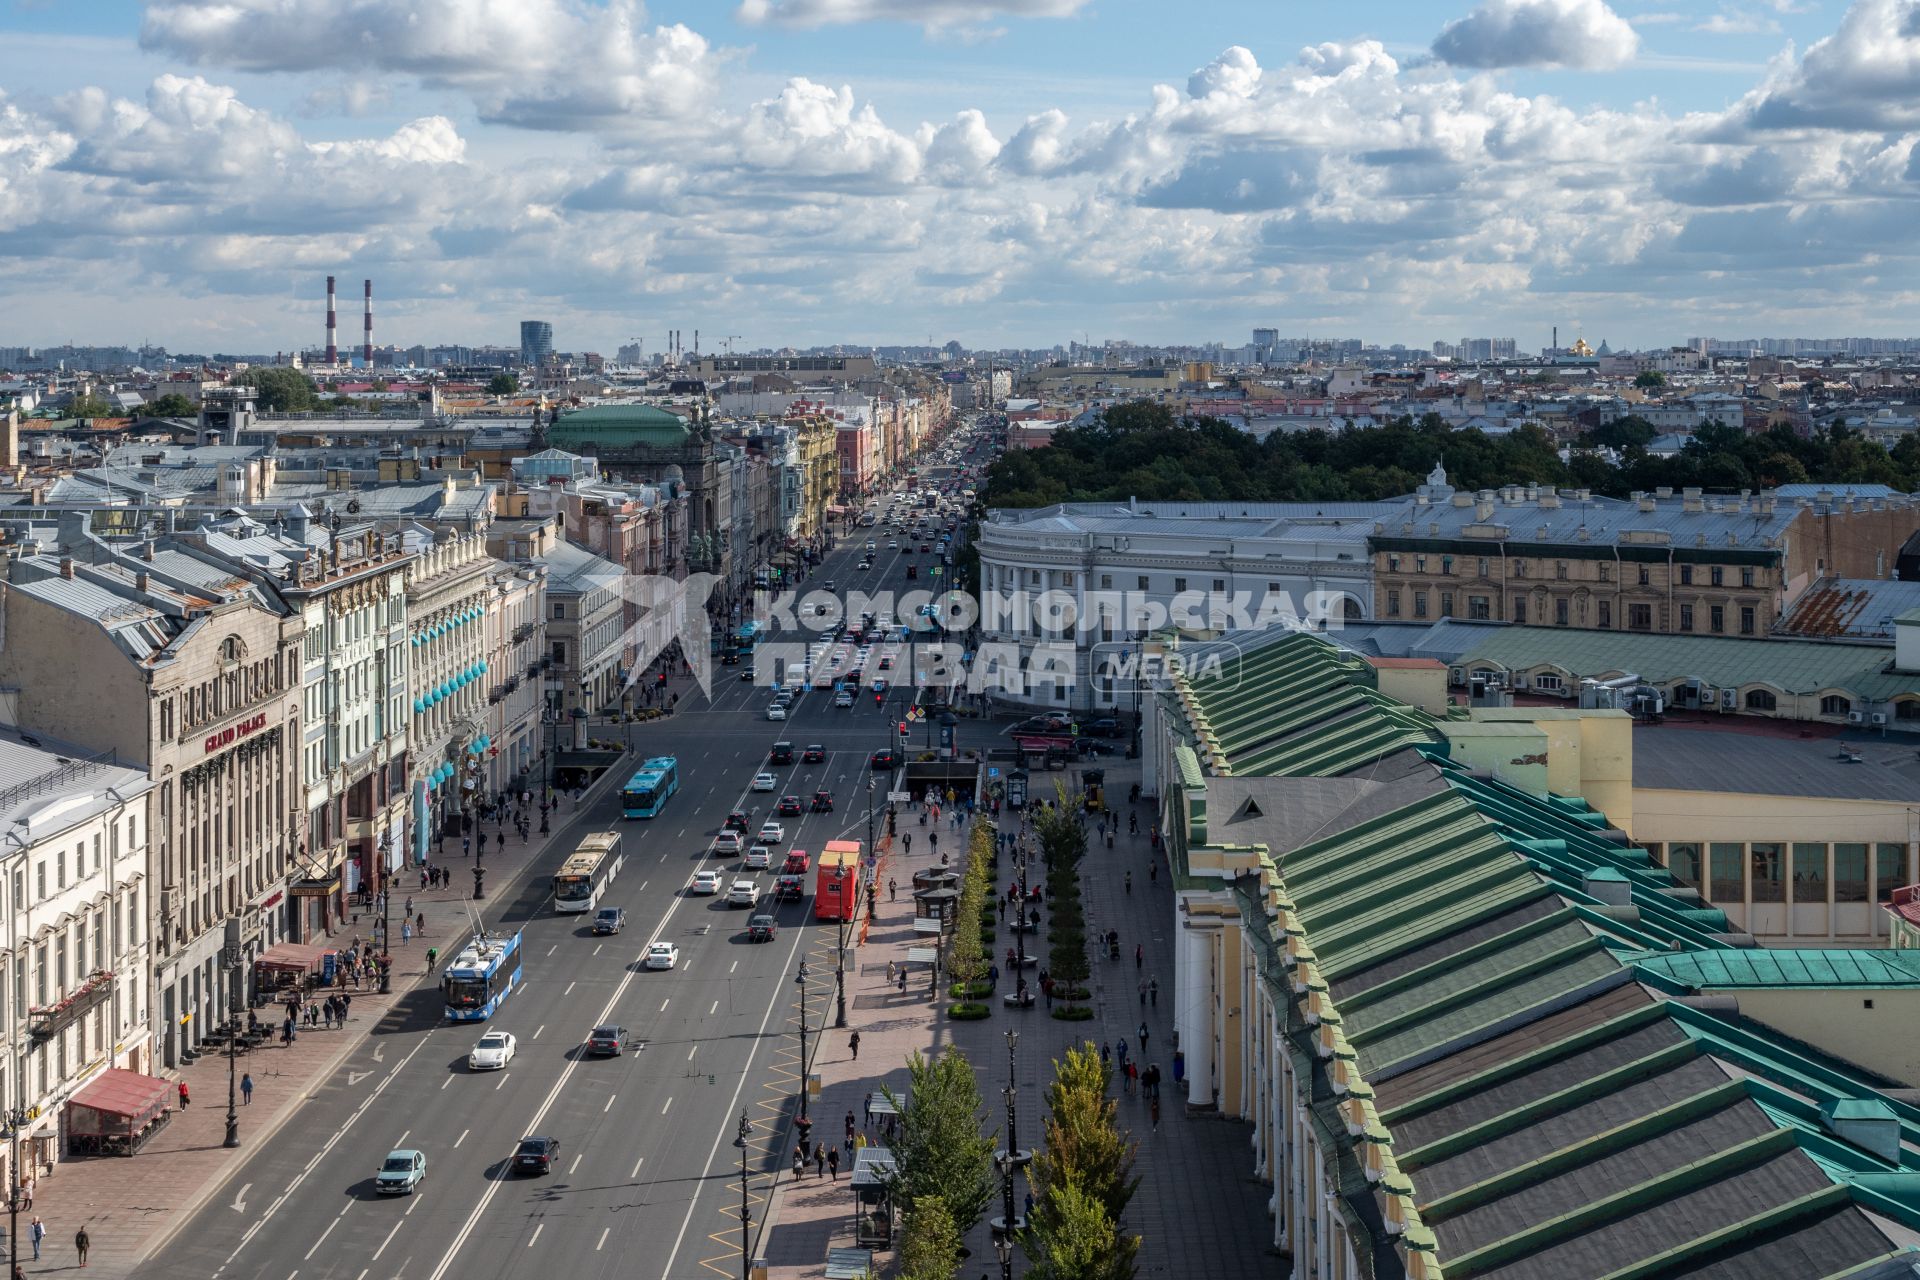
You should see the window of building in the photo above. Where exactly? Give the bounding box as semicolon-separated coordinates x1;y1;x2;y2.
1468;596;1491;620
1385;591;1401;618
1386;555;1400;573
1736;605;1755;635
1535;673;1564;691
1556;561;1568;580
1750;843;1784;902
1173;577;1187;593
1877;844;1909;900
1792;843;1827;903
1415;556;1427;574
1209;578;1223;593
1709;843;1744;903
1634;565;1647;586
1100;575;1112;589
551;603;565;620
1710;566;1724;587
1062;573;1076;587
1512;597;1527;624
34;944;47;1006
1745;689;1778;711
1897;700;1920;721
1136;576;1149;591
551;641;567;666
1679;564;1693;586
1441;556;1454;576
1513;560;1527;578
1679;604;1694;631
1667;842;1701;888
1439;592;1454;617
1741;567;1755;588
1477;558;1489;578
1413;593;1429;619
1821;694;1852;716
1597;563;1611;583
59;848;70;890
1555;597;1569;626
1834;844;1869;903
1628;603;1651;630
1709;605;1724;633
1597;600;1612;628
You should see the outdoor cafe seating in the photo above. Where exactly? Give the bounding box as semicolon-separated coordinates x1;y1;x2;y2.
65;1069;174;1158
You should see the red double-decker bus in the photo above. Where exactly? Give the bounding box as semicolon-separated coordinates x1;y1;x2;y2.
814;840;861;922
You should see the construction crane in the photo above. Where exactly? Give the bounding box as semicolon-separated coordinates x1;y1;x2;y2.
720;335;744;354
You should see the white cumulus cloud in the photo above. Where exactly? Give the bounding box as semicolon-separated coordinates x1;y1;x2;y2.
1734;0;1920;129
735;0;1089;31
1432;0;1640;69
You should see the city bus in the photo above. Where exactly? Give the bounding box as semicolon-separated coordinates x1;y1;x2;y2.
553;832;623;913
736;620;766;649
815;839;862;922
621;756;680;818
442;930;523;1022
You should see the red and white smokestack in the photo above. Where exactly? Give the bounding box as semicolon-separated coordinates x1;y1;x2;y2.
325;275;338;364
362;279;373;365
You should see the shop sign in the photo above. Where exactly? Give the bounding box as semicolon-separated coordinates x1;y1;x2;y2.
204;712;268;755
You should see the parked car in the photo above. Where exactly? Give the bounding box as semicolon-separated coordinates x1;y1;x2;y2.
376;1149;427;1195
514;1136;560;1175
1085;718;1123;738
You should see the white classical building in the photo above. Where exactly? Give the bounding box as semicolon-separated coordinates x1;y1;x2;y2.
974;499;1398;710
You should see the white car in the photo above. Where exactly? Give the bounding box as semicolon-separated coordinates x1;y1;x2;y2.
692;870;724;895
468;1031;516;1071
866;540;877;551
714;831;743;855
745;844;773;869
887;539;898;549
834;691;854;708
758;821;786;845
645;942;679;970
751;772;777;792
766;705;787;721
727;879;759;907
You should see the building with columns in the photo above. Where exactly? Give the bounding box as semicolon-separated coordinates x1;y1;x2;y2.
481;558;546;797
399;527;495;861
1144;627;1920;1276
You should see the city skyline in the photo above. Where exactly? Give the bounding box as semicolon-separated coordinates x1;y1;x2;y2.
1;1;1916;352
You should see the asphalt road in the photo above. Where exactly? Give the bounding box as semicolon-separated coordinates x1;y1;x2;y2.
146;449;990;1280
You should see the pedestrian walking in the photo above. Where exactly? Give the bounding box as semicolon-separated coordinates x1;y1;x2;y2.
417;911;426;935
1135;942;1144;969
29;1217;43;1261
323;1003;334;1030
1125;871;1132;895
827;1147;840;1179
1122;1059;1135;1094
1139;978;1149;1006
241;1072;253;1105
75;1226;89;1267
1107;830;1114;849
793;1146;805;1179
401;921;412;946
1118;1036;1129;1065
178;1080;191;1109
1139;1021;1150;1050
849;1031;861;1061
864;1091;874;1124
888;877;898;902
1100;1042;1111;1067
815;1145;827;1178
897;969;907;993
1150;978;1159;1007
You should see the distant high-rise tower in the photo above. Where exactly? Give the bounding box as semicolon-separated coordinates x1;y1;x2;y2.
521;320;554;368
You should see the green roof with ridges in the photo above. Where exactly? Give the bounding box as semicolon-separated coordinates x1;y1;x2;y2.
548;403;691;448
1637;949;1920;991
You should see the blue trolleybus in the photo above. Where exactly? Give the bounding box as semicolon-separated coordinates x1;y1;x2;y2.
442;930;523;1022
621;756;679;818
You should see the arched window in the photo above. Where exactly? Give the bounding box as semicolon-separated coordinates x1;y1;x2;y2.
1896;700;1920;721
1820;694;1852;717
1744;689;1777;711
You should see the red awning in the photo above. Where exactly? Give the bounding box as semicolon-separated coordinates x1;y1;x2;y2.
254;942;336;972
67;1069;172;1131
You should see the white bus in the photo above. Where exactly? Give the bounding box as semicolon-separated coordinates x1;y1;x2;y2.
553;832;623;913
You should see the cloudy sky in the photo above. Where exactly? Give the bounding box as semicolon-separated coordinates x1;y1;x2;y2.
1;0;1917;355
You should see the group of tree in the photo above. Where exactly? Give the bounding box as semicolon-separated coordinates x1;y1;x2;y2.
1024;1042;1141;1280
946;822;995;1014
1034;789;1091;1019
486;372;520;396
888;1047;998;1280
981;401;1920;508
236;366;321;413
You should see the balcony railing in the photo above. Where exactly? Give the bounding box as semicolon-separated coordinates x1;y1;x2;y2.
29;969;115;1042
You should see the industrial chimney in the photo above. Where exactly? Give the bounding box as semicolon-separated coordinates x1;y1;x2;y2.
362;279;374;366
326;275;338;364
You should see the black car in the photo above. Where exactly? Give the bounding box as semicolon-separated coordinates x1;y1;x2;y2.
592;907;626;935
802;744;826;763
769;741;795;766
515;1136;560;1174
1085;718;1123;738
1015;715;1070;735
586;1024;627;1057
869;749;900;771
747;913;778;942
724;809;752;833
1075;738;1119;756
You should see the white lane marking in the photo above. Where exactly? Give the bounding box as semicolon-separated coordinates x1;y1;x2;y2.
606;1093;618;1113
534;1025;545;1040
454;1129;469;1149
597;1227;610;1251
639;881;648;892
729;961;738;975
546;945;557;957
395;1130;410;1147
709;1000;719;1015
631;1156;646;1179
564;981;576;996
304;1216;342;1259
440;1077;453;1091
569;1153;583;1174
496;1074;509;1091
528;1224;544;1248
688;1044;698;1060
659;853;667;862
594;944;603;956
661;1096;672;1115
371;1216;406;1262
660;998;670;1012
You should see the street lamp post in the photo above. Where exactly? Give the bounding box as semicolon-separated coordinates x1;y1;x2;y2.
4;1099;29;1280
378;844;393;993
221;917;243;1148
794;959;813;1152
735;1111;755;1280
992;1028;1030;1280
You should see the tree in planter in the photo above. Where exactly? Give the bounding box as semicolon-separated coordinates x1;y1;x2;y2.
899;1193;962;1280
1025;1179;1138;1280
884;1047;997;1235
1031;1043;1139;1231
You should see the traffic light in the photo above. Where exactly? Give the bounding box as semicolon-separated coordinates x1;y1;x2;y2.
898;721;910;741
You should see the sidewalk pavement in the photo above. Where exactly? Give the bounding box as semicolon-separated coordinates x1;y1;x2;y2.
20;746;651;1280
759;757;1274;1279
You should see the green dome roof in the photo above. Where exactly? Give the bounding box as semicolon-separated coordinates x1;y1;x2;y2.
549;404;691;448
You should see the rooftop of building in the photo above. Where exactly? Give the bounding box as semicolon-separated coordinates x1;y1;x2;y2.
547;403;692;449
1631;726;1920;802
0;725;151;848
1778;576;1920;641
1636;949;1920;991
